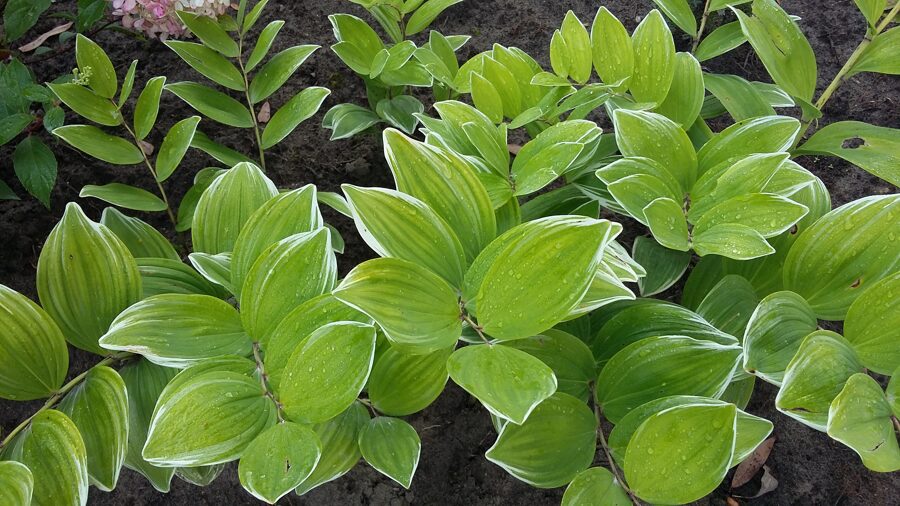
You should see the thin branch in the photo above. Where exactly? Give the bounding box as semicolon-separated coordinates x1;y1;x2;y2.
120;118;178;227
691;0;713;53
0;352;131;450
592;384;642;506
462;313;491;345
236;32;266;171
252;341;285;423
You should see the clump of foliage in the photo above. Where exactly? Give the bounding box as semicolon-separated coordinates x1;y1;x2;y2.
0;0;898;505
324;0;469;138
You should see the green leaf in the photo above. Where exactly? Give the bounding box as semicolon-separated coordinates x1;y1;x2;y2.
853;0;887;28
383;129;496;260
596;157;683;208
80;183;167;212
607;395;772;468
734;0;816;102
470;72;504;122
2;410;88;506
358;417;420;488
596;335;741;423
246;20;285;71
175;464;224;486
795;121;900;186
783;194;900;320
827;373;900;472
48;83;121;126
0;113;32;145
261;86;331;149
334;257;461;353
633;236;692;296
473;216;619;340
512;120;600;195
57;366;128;491
852;25;900;76
625;403;736;504
629;10;676;105
693;193;808;239
3;0;51;41
376;95;424;134
776;331;863;430
12;136;56;207
280;322;376;423
844;272;900;375
192;162;278;254
136;258;228;299
265;294;369;389
238;422;322;503
368;346;451;416
590;7;633;92
241;0;269;33
695;22;747;62
704;73;776;122
188;252;235;294
0;461;33;505
295;402;369;495
134;76;166;140
405;0;462;35
448;343;557;424
696;275;759;339
53;125;143;165
322;103;381;140
118;359;178;492
143;370;276;466
37;203;141;354
75;35;117;98
231;185;323;295
100;294;252;367
696;115;799;175
486;393;596;488
165;41;245;91
655;52;704;128
613;109;696;190
189;131;252;167
118;60;138;108
504;330;597;402
166;82;254;128
343;184;466;286
562;467;630;506
652;0;698;36
240;229;337;344
559;11;593;84
155;116;200;182
693;223;776;260
249;45;319;104
100;207;179;260
742;291;818;385
643;197;691;251
0;284;68;400
176;11;239;57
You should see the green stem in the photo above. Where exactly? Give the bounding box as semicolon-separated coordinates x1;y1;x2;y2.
237;34;267;171
120;118;178;228
795;2;900;143
0;352;131;450
592;385;641;506
691;0;712;53
252;342;285;423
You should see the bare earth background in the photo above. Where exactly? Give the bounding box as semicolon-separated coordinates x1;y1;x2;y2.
1;0;898;504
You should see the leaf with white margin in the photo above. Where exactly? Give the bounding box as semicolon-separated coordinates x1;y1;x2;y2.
295;402;369;495
240;229;337;345
562;467;631;506
280;322;376;423
486;393;596;488
743;291;818;385
358;417;420;489
100;294;252;368
238;422;322;503
448;343;557;425
0;461;33;506
776;330;864;430
827;373;900;472
843;272;900;375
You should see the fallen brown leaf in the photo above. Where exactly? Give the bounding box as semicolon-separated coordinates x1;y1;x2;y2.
257;101;271;123
508;143;522;155
726;496;740;506
732;436;776;488
18;22;73;52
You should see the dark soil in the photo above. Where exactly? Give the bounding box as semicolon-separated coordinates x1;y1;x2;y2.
1;0;898;505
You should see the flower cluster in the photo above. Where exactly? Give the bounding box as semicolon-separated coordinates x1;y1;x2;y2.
110;0;233;40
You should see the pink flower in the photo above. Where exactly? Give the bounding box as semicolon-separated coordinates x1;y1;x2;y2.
109;0;234;39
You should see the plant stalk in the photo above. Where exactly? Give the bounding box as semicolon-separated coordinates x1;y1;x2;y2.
462;313;492;345
252;341;285;423
120;118;178;227
590;386;641;505
691;0;713;53
0;352;131;450
237;34;267;171
795;2;900;143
